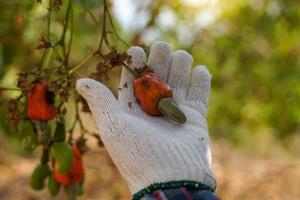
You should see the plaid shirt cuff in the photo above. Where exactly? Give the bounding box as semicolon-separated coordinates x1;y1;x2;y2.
140;187;220;200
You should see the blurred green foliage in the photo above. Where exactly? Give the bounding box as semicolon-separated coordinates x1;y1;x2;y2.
0;0;299;156
191;0;300;153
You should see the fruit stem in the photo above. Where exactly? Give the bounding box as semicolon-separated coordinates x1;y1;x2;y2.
122;63;138;77
41;147;50;165
68;52;97;76
34;121;52;151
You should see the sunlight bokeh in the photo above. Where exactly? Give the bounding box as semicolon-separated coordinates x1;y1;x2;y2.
181;0;218;6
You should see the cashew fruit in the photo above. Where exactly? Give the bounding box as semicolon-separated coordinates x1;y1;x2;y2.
51;142;73;173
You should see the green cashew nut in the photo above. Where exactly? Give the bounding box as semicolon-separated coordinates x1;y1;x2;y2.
30;164;50;190
78;178;85;196
48;174;61;196
158;97;187;124
51;142;73;173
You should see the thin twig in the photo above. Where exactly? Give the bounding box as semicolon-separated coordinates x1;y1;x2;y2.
66;0;74;67
47;0;52;39
79;0;98;25
51;44;63;61
60;0;73;66
68;52;98;76
104;1;130;47
123;63;138;77
44;47;53;69
97;0;107;51
0;87;23;91
39;0;53;69
67;94;88;140
75;98;88;137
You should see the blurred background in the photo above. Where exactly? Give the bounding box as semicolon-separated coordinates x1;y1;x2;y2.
0;0;299;199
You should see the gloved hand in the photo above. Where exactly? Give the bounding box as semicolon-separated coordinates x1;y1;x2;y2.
76;41;216;199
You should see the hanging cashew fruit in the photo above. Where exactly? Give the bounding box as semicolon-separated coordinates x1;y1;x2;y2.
53;144;84;185
50;142;74;173
27;82;56;121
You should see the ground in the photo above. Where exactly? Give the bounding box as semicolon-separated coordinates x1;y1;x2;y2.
0;141;299;200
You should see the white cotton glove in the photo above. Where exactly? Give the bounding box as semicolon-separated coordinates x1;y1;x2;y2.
76;41;216;196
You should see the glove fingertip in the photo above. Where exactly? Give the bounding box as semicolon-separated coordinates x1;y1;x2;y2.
172;50;193;65
194;65;212;78
191;65;212;87
76;78;97;97
126;46;147;69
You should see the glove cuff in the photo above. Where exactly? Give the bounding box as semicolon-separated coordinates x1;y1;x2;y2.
132;180;215;200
